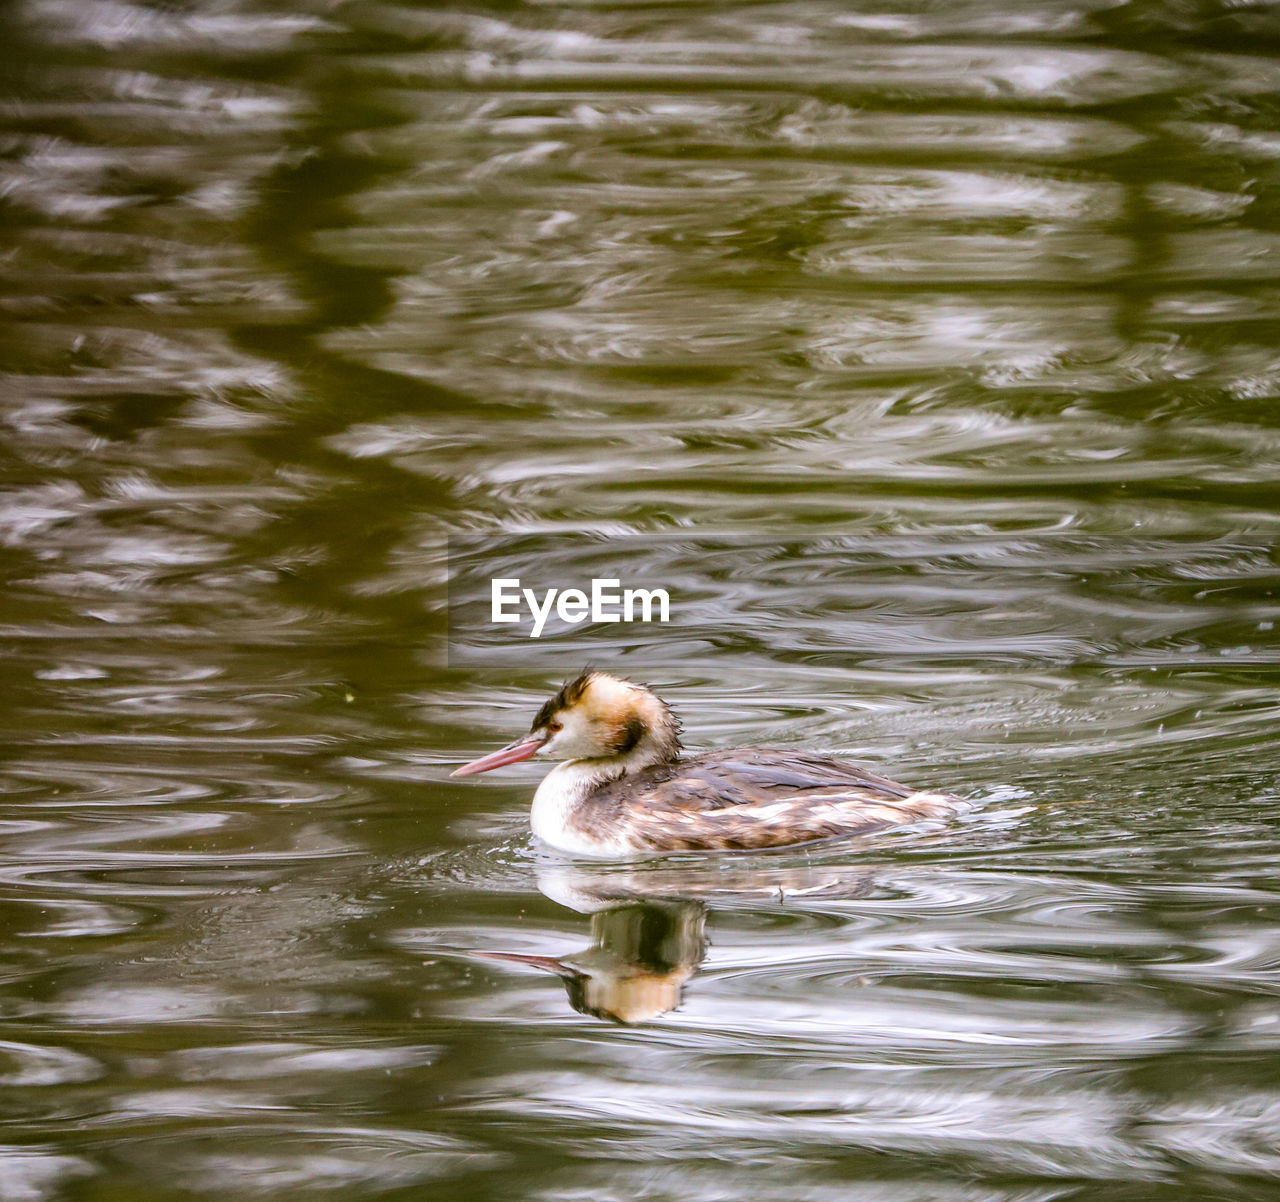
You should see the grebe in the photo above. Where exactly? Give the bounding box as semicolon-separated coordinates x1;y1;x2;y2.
452;671;967;857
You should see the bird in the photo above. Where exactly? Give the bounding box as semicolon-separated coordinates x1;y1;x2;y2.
451;670;968;857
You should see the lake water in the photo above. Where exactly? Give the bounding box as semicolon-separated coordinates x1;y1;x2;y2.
2;0;1280;1198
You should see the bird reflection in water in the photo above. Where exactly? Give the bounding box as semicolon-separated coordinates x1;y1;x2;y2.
481;861;875;1023
485;900;706;1024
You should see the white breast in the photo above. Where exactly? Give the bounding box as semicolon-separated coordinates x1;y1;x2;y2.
530;761;633;857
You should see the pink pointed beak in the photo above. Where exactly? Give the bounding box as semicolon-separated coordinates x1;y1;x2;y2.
451;733;546;777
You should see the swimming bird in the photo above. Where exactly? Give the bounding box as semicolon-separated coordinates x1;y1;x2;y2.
451;671;967;857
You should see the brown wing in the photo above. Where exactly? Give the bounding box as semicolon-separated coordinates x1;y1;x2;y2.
588;750;966;852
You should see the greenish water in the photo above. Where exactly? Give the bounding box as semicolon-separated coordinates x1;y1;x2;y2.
2;0;1280;1198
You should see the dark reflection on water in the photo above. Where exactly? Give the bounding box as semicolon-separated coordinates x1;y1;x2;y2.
2;0;1280;1196
483;900;709;1024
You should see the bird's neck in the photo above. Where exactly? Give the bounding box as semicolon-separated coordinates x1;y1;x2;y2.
559;738;673;792
530;743;677;855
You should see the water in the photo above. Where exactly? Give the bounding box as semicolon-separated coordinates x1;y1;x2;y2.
2;0;1279;1197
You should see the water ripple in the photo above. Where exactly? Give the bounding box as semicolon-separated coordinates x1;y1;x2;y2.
2;0;1280;1196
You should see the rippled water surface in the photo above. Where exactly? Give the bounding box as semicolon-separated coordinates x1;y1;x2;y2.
2;0;1280;1197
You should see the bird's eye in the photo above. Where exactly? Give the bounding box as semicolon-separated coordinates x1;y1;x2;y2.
548;720;563;734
